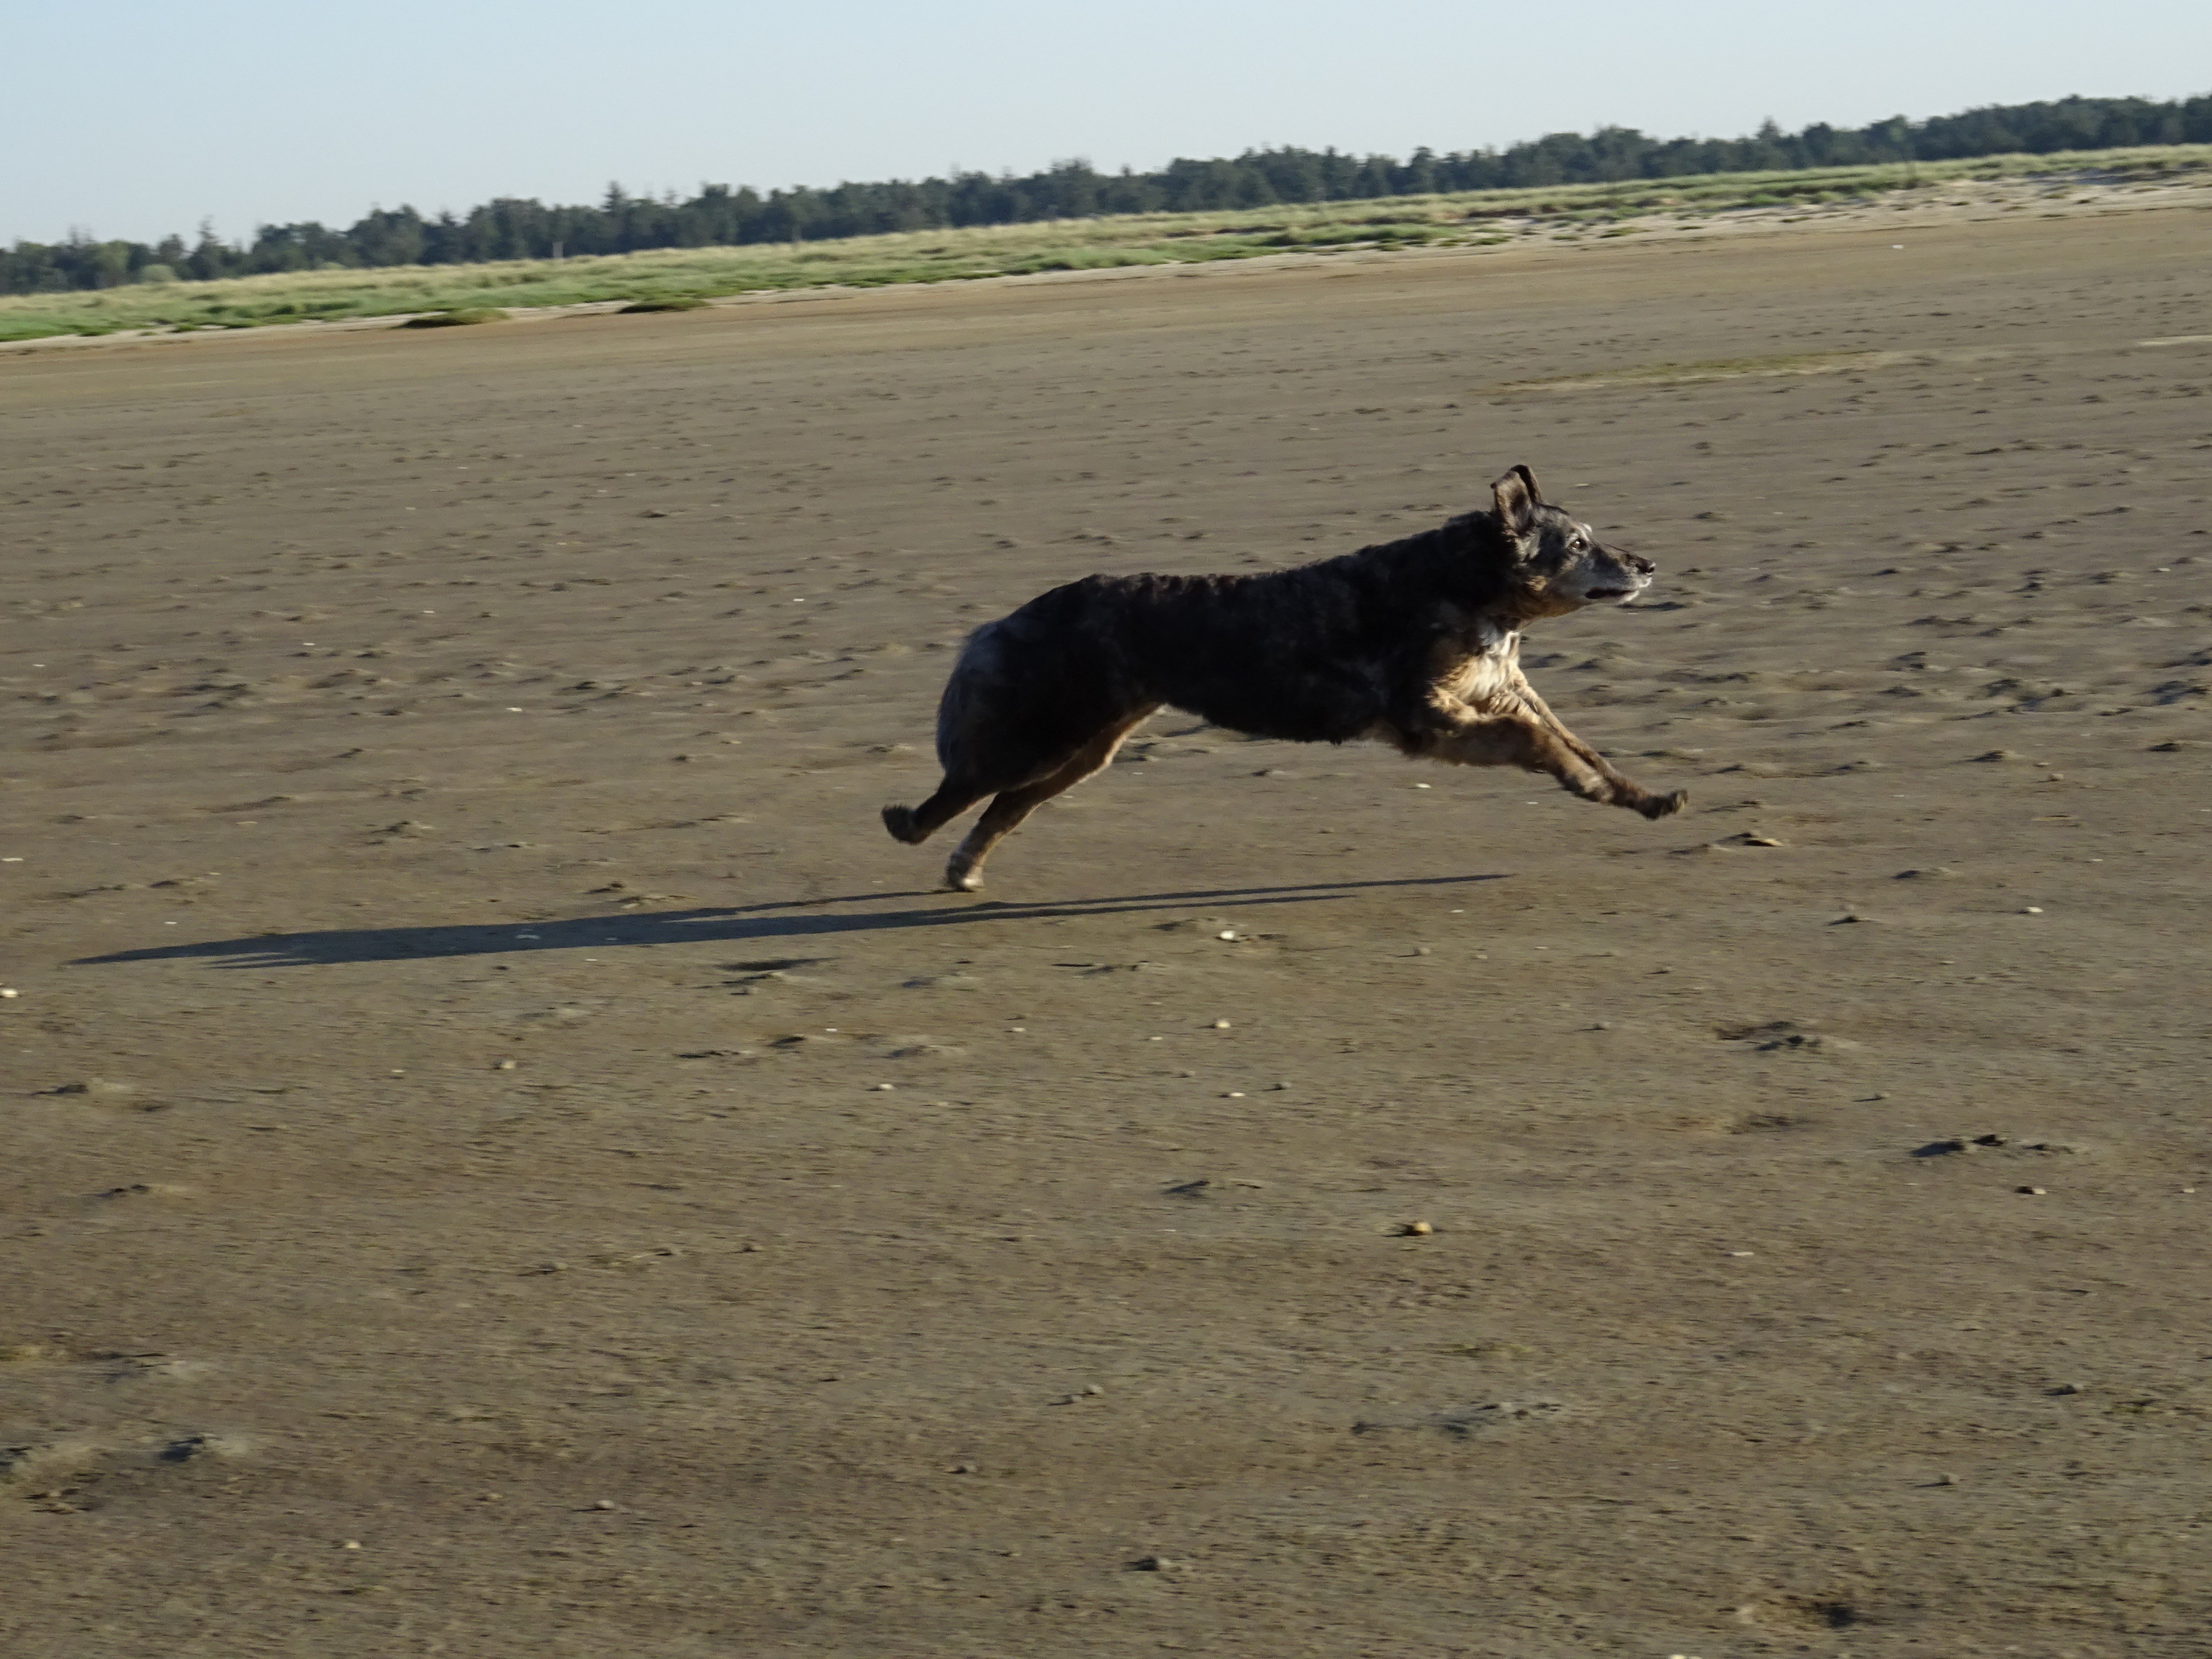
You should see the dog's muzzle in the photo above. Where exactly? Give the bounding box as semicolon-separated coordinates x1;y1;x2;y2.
1587;551;1655;604
1585;573;1653;604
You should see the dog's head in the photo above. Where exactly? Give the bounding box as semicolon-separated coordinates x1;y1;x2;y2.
1489;465;1654;617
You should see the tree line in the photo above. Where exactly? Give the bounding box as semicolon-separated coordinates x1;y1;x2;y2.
8;92;2208;296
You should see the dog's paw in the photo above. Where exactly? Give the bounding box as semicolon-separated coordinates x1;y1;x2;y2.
1638;789;1689;820
882;804;922;844
943;860;984;893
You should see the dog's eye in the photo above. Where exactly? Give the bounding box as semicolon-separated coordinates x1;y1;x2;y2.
1568;535;1586;551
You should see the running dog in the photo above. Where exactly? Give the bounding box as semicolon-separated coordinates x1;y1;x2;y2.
883;465;1686;891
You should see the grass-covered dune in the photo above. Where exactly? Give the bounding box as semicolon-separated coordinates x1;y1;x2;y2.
6;145;2207;344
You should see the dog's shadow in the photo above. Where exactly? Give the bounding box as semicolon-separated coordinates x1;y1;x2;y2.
74;873;1509;971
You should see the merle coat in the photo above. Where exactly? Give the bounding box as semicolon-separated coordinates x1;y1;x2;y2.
883;466;1685;891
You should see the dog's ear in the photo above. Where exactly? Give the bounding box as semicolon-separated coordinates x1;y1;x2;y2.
1510;463;1544;505
1492;467;1540;539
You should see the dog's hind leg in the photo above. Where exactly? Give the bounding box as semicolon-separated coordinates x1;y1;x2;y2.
942;706;1157;891
883;723;1102;846
886;621;1082;846
883;779;995;846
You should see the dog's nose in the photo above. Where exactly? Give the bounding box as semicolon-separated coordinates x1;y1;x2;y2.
1626;552;1655;576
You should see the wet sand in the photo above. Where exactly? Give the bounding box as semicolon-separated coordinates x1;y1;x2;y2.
4;203;2211;1657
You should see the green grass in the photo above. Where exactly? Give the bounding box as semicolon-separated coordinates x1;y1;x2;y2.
398;307;507;328
7;144;2208;344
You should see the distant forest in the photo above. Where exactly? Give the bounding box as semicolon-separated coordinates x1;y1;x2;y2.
9;92;2208;296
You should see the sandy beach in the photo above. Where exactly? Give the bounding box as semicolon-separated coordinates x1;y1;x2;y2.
4;198;2211;1656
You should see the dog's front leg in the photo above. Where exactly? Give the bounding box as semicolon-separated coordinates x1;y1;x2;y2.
1505;678;1686;819
1404;709;1613;802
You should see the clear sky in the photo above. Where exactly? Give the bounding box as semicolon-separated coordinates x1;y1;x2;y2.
7;0;2208;246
